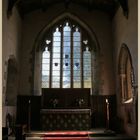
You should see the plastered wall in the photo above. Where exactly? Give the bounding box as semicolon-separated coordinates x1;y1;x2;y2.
112;0;138;136
2;0;22;126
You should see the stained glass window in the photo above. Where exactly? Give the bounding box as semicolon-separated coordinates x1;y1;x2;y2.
41;21;92;88
42;47;50;88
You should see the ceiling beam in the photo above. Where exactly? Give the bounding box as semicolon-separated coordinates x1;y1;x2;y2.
118;0;129;18
7;0;21;18
40;0;48;12
64;0;71;9
88;0;93;12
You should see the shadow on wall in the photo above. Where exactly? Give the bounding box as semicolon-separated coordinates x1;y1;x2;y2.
3;106;16;135
5;57;18;106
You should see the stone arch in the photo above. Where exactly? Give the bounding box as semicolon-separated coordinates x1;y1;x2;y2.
31;12;101;95
5;56;18;105
118;43;137;135
118;44;132;74
118;43;134;102
34;12;100;52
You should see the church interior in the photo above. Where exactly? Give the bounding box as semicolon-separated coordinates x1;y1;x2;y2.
2;0;138;139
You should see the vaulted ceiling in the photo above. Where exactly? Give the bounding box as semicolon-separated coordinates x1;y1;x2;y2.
7;0;128;18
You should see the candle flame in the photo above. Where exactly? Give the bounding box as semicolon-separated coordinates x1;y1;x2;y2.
106;99;108;103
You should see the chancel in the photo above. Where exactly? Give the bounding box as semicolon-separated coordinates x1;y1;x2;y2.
2;0;138;140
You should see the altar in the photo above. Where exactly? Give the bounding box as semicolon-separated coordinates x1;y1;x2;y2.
40;109;91;130
40;88;91;130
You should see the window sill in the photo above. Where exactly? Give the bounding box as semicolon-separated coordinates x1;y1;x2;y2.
123;98;133;104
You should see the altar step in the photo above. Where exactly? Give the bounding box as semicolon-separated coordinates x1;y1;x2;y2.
8;136;137;140
8;129;137;140
24;130;136;140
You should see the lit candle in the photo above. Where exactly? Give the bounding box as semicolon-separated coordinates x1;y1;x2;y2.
106;99;108;103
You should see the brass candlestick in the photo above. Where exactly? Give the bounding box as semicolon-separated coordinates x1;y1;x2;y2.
106;98;109;130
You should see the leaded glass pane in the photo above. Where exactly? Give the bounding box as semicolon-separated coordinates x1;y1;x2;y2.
73;31;80;37
63;70;71;76
63;76;71;82
63;60;70;70
83;47;91;88
42;82;49;88
52;80;60;88
53;41;61;47
53;37;61;41
84;65;91;70
52;75;60;88
52;62;60;70
64;42;70;46
53;28;61;36
73;30;80;43
63;47;70;54
64;36;71;41
73;46;80;52
42;70;49;75
52;71;60;76
73;81;81;88
73;59;80;70
63;23;71;88
73;37;80;41
53;48;60;54
42;58;50;64
42;47;50;88
53;53;60;58
42;70;50;88
84;81;91;88
64;31;70;36
63;75;71;88
74;71;81;78
42;52;50;58
84;71;91;76
64;23;71;32
42;21;92;89
42;47;50;57
42;64;49;70
73;54;80;59
63;76;70;88
73;42;80;46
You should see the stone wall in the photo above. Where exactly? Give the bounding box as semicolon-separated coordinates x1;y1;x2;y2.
112;0;138;136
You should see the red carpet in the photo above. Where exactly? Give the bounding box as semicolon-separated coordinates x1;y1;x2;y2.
43;137;89;140
42;131;90;140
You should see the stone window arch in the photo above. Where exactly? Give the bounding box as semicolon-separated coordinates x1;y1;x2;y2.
31;13;101;95
118;44;134;103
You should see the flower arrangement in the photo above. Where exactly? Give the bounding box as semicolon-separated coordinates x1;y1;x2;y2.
76;98;85;107
50;98;59;108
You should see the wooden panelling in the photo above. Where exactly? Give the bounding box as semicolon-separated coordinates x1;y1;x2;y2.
16;93;116;130
42;88;91;109
16;95;41;130
91;95;116;128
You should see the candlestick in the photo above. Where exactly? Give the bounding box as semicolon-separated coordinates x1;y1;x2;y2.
106;98;109;130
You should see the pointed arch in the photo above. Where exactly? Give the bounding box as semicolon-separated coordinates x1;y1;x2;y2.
118;43;134;103
34;12;100;52
31;12;101;95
